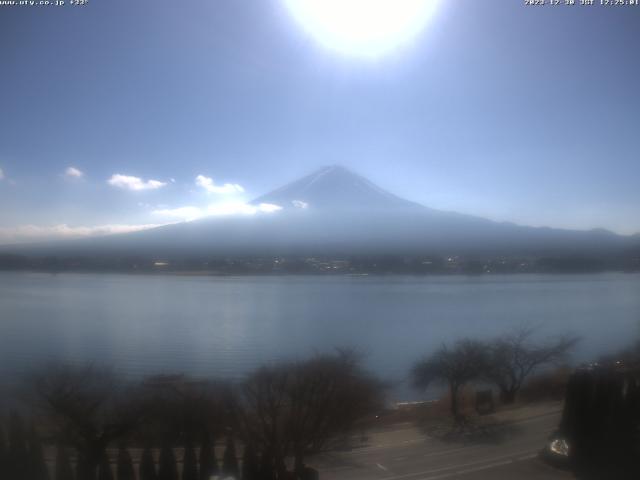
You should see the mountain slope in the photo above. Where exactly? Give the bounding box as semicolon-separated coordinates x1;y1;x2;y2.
251;165;423;211
2;166;638;260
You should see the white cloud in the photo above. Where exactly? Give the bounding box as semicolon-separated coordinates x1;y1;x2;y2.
108;174;167;191
257;203;283;213
205;202;282;216
0;223;167;245
0;167;4;180
292;200;309;209
64;166;84;178
152;206;204;222
152;202;282;221
195;175;244;194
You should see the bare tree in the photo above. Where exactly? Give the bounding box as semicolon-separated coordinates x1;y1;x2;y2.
198;430;218;480
140;374;230;445
32;365;148;476
28;425;50;480
182;439;198;480
286;350;383;472
236;364;291;478
241;441;260;480
97;449;114;480
116;445;135;480
0;424;7;476
237;350;384;477
7;412;29;480
222;436;239;478
54;444;74;480
139;446;156;480
412;340;487;422
484;326;578;404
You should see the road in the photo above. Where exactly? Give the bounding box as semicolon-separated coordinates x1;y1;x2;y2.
313;409;574;480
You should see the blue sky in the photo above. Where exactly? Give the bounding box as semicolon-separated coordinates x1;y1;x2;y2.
1;0;639;243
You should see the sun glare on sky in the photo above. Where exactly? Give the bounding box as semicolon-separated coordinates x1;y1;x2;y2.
283;0;440;58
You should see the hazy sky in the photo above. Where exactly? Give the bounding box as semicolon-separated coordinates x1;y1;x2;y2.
1;0;639;243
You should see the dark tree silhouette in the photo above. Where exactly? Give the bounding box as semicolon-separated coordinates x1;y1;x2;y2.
0;425;7;475
139;446;157;480
198;432;217;480
8;412;29;480
237;350;384;476
97;449;114;480
140;375;229;450
54;445;74;480
484;327;579;403
258;448;276;480
34;366;148;476
182;440;198;480
241;442;260;480
237;366;288;477
157;442;178;480
28;426;50;480
412;340;488;422
222;436;239;478
116;446;135;480
76;449;95;480
287;351;383;472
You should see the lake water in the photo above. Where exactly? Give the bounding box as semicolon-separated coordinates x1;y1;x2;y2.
1;272;639;400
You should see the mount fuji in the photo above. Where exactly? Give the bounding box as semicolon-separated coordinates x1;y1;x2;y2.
251;165;422;212
3;166;639;262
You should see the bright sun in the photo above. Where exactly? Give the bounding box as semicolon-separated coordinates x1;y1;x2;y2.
283;0;440;58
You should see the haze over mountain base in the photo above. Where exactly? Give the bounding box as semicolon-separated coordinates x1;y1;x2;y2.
1;166;639;273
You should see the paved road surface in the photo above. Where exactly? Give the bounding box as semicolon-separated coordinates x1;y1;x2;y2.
314;411;573;480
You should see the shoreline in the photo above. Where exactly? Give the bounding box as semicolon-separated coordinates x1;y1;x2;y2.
1;268;639;277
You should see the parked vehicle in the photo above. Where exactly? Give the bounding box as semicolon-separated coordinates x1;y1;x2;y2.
543;363;640;478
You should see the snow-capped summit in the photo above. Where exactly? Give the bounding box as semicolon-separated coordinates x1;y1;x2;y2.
251;165;421;211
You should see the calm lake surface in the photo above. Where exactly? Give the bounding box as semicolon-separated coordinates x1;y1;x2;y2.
1;272;639;400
